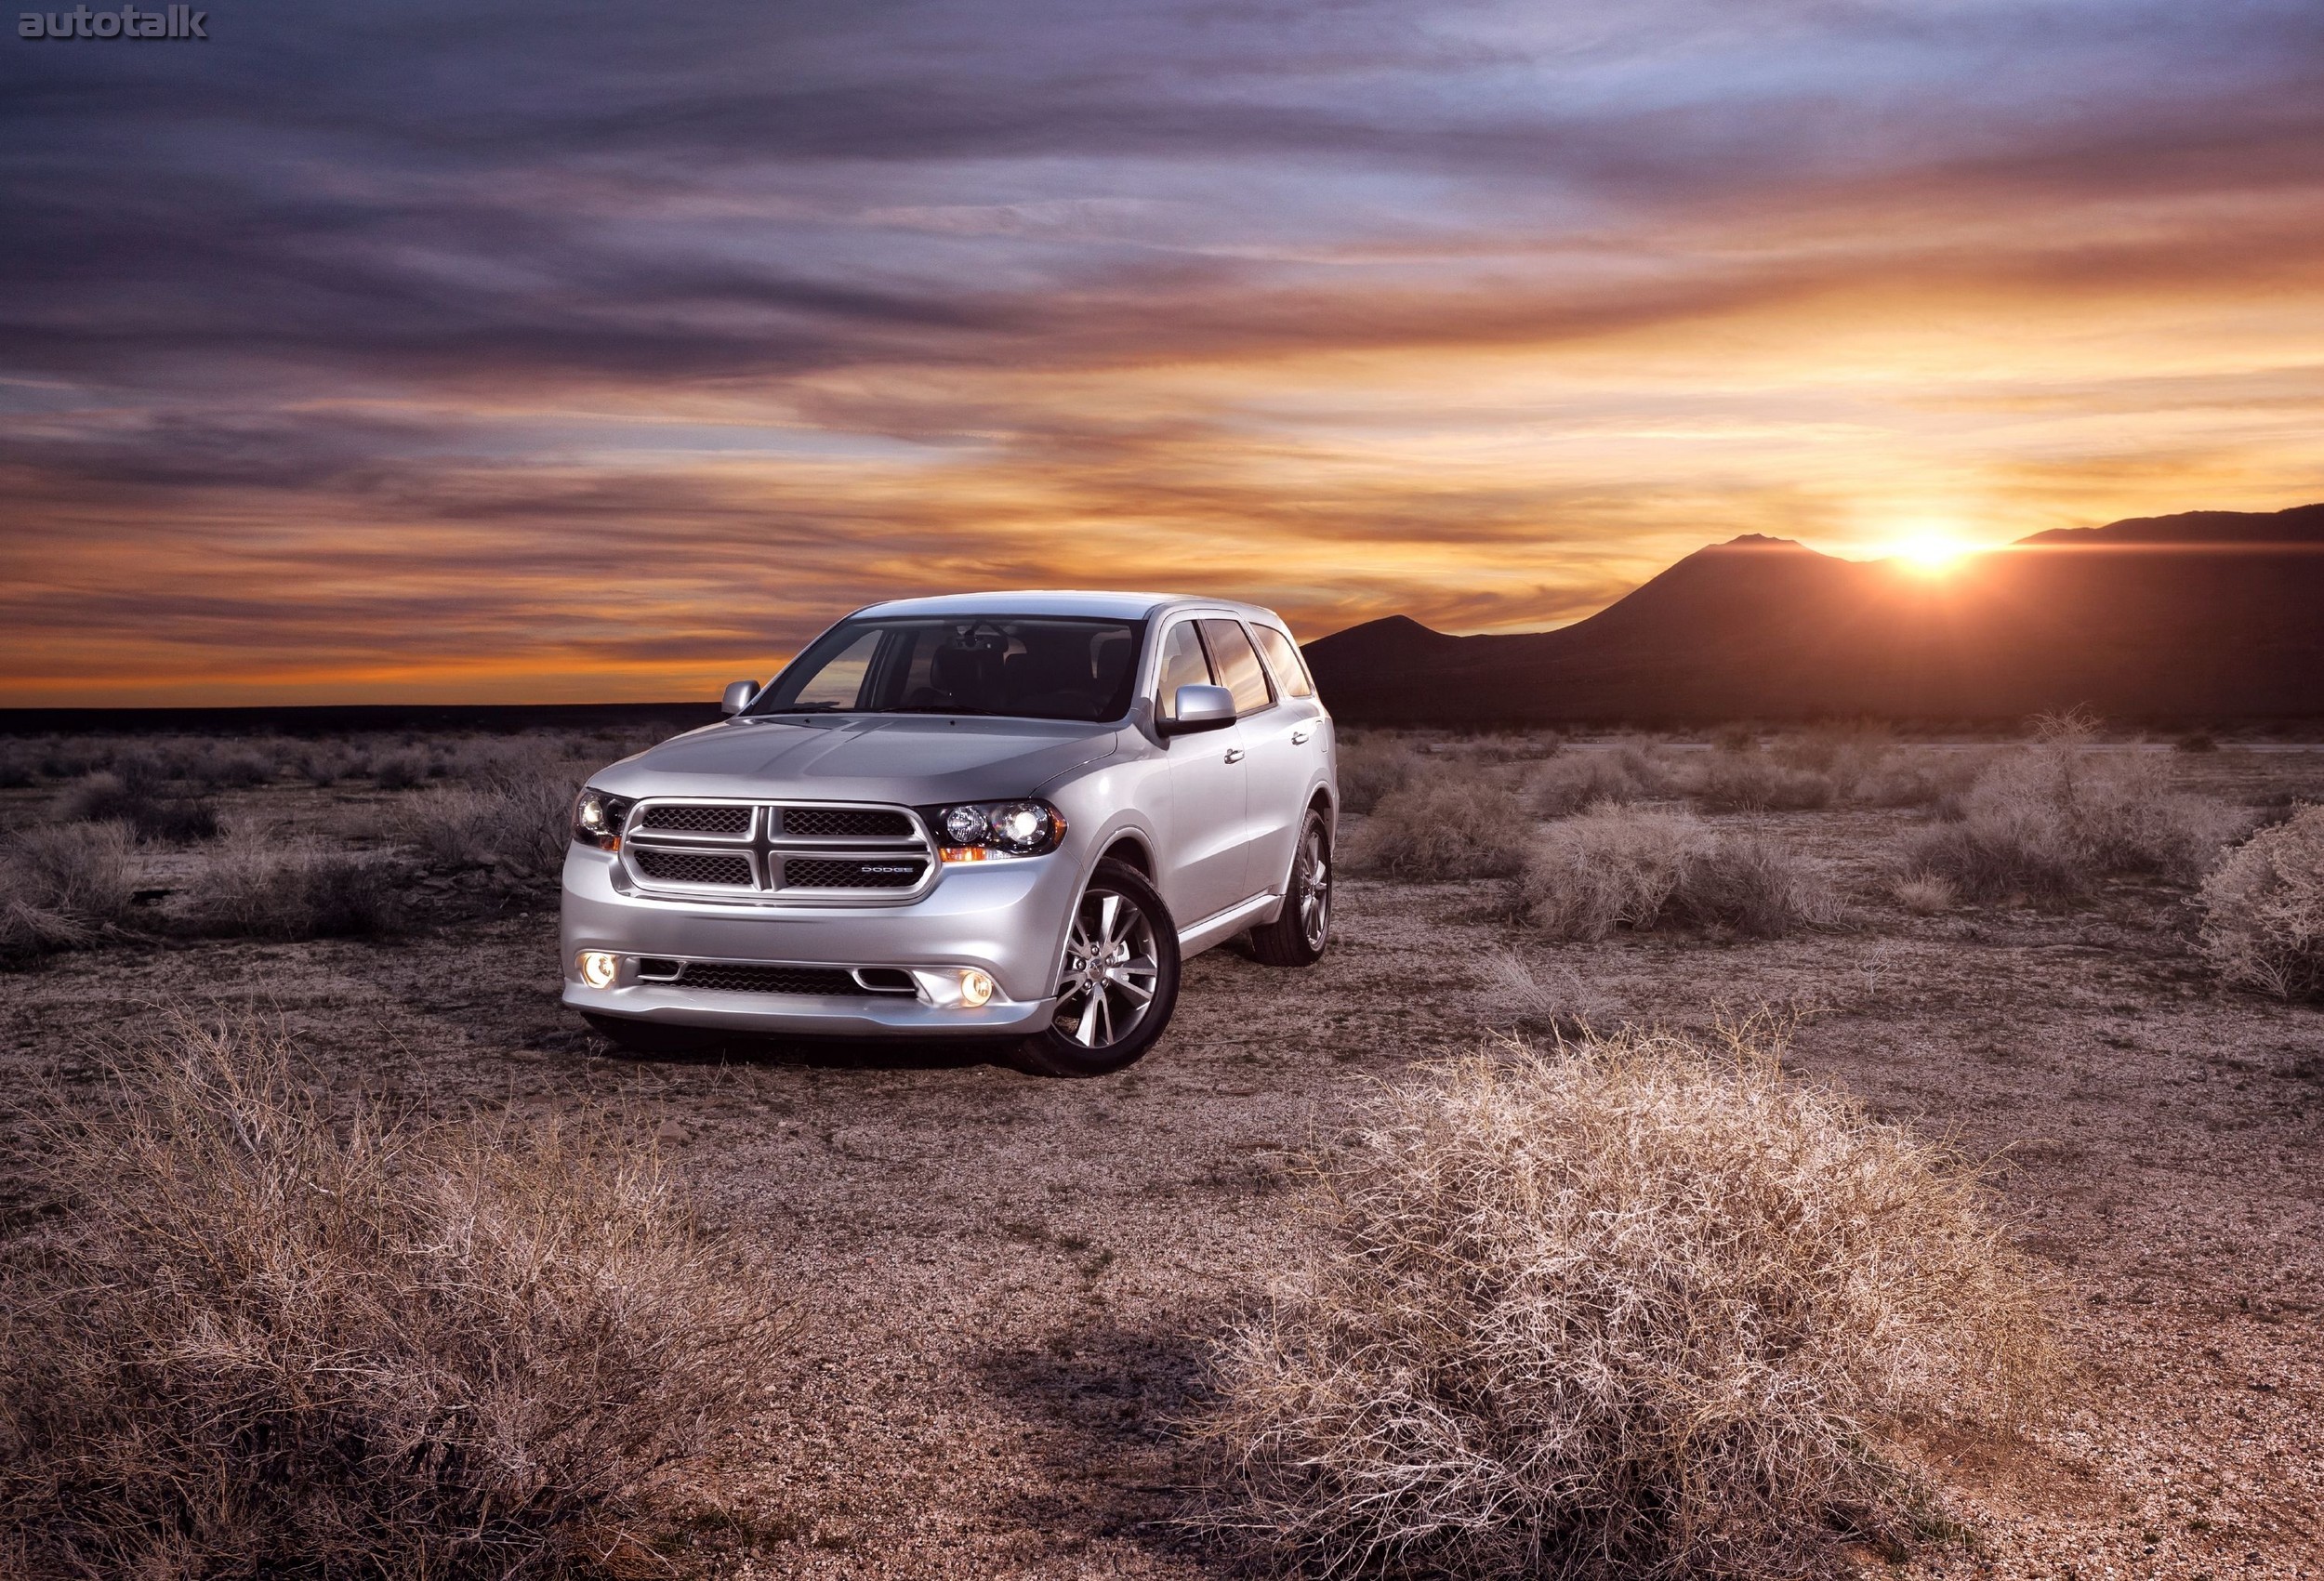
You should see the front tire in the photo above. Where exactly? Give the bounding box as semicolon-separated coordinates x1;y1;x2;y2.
1249;809;1332;968
1012;859;1181;1077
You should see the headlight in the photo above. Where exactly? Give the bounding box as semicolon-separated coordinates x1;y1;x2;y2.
927;798;1064;862
572;787;634;850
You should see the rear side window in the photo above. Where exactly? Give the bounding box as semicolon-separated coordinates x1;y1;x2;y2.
1200;619;1275;714
1250;624;1314;699
1155;622;1214;719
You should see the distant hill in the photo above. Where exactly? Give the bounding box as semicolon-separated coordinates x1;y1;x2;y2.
1305;503;2324;724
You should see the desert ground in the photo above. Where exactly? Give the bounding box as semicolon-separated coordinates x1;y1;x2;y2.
3;728;2321;1579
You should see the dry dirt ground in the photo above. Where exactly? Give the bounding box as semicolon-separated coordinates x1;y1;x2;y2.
4;741;2321;1580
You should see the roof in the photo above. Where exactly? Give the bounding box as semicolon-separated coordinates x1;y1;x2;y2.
850;588;1286;625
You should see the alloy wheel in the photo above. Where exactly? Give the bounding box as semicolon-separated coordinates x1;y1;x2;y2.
1298;824;1331;950
1053;885;1162;1048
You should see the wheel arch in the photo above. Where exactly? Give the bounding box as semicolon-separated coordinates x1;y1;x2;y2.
1098;831;1155;878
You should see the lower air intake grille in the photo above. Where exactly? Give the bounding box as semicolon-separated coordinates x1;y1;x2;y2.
783;857;927;889
640;804;751;835
633;849;754;886
673;963;868;995
779;807;915;837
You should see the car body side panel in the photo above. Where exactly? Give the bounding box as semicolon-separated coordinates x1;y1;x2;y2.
1236;693;1329;894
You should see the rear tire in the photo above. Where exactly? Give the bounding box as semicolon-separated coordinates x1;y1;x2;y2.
1011;859;1181;1077
1249;809;1332;968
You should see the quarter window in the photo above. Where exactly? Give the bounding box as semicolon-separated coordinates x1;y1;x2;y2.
1199;619;1275;714
1155;622;1215;719
1249;625;1314;699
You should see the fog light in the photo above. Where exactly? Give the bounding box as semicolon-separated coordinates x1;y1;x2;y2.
959;968;995;1008
577;950;619;989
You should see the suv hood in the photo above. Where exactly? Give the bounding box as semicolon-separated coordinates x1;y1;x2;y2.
589;716;1120;807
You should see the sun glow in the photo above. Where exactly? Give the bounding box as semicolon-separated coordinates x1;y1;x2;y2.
1887;532;1974;573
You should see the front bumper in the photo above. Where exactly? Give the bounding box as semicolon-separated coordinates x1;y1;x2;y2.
559;843;1075;1038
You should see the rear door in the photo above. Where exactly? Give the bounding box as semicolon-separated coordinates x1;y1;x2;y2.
1153;617;1250;925
1215;618;1324;895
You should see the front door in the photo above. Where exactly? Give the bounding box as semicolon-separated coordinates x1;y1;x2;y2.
1154;618;1249;925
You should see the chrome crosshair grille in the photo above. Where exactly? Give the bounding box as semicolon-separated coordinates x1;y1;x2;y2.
618;799;936;902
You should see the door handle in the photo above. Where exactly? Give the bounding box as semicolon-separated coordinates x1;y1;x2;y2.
1224;747;1246;764
1290;727;1312;744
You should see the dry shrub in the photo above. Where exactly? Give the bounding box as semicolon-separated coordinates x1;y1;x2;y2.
1433;731;1564;766
2199;804;2324;1000
182;824;402;940
1481;949;1618;1038
1347;771;1529;879
1891;874;1956;916
1685;747;1836;812
1898;715;2244;902
1527;745;1664;816
373;748;439;790
400;771;576;882
1771;722;1893;777
1197;1024;2053;1579
1337;737;1418;815
1854;749;1992;810
1522;804;1839;940
33;738;110;781
56;771;220;842
0;1015;788;1579
185;742;282;789
1;822;138;961
0;744;36;789
295;745;350;786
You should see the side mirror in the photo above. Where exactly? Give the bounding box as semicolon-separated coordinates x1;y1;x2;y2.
1159;683;1235;736
720;679;759;717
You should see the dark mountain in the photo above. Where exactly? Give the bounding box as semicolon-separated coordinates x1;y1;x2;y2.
1305;504;2324;724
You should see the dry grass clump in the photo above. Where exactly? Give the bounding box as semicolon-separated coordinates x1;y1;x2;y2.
1853;748;1992;810
57;770;220;842
190;742;283;788
1521;804;1840;940
1526;745;1667;816
0;1015;789;1579
1684;746;1837;812
181;823;402;940
1337;736;1419;815
2199;805;2324;1000
1898;715;2244;902
1346;771;1530;879
1198;1024;2053;1579
399;770;576;882
372;747;442;789
0;822;138;961
1481;949;1618;1038
1891;873;1957;916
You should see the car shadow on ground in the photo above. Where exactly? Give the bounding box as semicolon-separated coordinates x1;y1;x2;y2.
971;1312;1245;1574
541;1024;1023;1073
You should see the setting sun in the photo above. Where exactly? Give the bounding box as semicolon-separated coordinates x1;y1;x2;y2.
1888;533;1974;573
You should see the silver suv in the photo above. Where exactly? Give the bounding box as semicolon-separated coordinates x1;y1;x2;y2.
560;591;1336;1075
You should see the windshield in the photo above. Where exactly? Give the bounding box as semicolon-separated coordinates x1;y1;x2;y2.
747;616;1146;723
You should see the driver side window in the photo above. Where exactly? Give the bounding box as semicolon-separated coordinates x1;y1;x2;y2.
1154;621;1214;720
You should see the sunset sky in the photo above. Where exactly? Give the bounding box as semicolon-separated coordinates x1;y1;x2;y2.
5;0;2322;705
